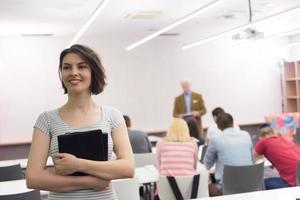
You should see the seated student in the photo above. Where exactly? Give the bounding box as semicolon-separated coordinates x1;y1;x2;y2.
156;118;198;176
204;113;253;196
123;115;152;153
185;117;205;146
206;107;240;144
254;123;300;189
206;107;224;144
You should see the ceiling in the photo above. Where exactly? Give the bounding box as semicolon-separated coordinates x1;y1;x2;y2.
1;0;300;48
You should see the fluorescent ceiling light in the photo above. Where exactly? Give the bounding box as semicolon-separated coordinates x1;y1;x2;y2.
281;41;300;48
67;0;111;47
125;0;223;51
182;4;300;50
232;27;300;47
262;28;300;41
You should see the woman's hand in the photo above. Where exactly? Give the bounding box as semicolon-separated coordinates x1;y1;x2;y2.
87;176;111;191
52;153;80;176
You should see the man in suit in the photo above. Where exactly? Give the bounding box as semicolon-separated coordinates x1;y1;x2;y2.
173;79;207;133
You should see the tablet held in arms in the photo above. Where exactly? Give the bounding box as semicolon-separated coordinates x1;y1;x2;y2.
57;129;108;176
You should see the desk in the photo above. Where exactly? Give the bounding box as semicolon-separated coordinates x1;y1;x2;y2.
0;157;54;169
0;179;48;196
193;186;300;200
135;165;159;184
0;179;32;195
0;165;159;194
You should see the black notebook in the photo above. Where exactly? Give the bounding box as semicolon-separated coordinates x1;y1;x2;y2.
57;129;108;176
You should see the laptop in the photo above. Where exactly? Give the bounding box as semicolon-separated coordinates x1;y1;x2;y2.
57;129;108;176
200;145;208;164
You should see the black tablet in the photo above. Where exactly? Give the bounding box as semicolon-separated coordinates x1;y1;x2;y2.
57;129;108;176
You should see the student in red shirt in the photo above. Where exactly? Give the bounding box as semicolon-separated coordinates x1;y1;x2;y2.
254;123;300;189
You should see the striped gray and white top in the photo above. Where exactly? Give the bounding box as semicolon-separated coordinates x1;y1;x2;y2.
34;105;124;200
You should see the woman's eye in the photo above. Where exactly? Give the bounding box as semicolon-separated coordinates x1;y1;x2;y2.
62;66;70;70
78;65;87;69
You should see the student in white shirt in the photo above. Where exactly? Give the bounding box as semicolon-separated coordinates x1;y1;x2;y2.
206;107;240;144
206;107;224;144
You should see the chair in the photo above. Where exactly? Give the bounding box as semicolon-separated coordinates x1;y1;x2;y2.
158;174;205;200
297;160;300;185
134;153;157;200
223;162;264;195
0;190;41;200
0;164;23;181
295;128;300;145
112;177;140;200
133;153;156;167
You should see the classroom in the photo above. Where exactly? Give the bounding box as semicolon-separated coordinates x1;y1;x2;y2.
1;0;300;199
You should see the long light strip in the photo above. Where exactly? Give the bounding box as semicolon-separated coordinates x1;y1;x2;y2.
125;0;223;51
182;4;300;50
281;41;300;48
232;27;300;47
67;0;111;47
262;28;300;41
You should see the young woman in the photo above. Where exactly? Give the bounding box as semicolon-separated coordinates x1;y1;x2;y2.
156;118;198;176
26;44;134;199
185;117;205;146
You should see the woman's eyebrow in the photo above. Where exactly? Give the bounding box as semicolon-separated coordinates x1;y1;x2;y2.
77;62;87;65
62;62;87;65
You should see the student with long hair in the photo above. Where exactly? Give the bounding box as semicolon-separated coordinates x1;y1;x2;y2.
156;118;198;176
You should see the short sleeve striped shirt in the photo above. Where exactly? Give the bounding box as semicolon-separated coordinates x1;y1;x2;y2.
156;140;198;176
34;105;124;200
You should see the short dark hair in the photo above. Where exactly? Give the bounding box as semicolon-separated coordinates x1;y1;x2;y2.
258;123;274;137
216;112;234;130
185;117;200;139
212;107;225;117
123;115;131;128
58;44;106;95
259;123;271;129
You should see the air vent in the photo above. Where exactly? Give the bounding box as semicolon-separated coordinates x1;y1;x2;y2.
124;11;162;20
20;34;54;37
220;11;245;19
158;33;179;37
147;29;179;37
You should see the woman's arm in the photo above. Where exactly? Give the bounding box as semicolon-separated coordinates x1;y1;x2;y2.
54;122;135;180
26;128;109;192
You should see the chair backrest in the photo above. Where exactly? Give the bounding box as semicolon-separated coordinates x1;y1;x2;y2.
223;162;264;195
0;190;41;200
199;145;208;164
112;177;140;200
0;164;23;181
295;128;300;145
158;174;203;200
133;153;156;167
297;160;300;185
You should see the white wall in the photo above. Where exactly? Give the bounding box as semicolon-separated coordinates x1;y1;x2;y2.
0;35;283;143
0;37;67;142
288;34;300;61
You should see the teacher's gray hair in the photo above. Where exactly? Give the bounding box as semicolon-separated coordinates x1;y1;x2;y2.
180;78;191;85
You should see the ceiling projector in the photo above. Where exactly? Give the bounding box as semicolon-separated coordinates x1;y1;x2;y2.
232;27;264;40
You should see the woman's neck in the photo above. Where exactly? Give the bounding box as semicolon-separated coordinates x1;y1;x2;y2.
63;92;98;112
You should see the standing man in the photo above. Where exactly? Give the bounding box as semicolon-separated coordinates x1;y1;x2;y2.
173;79;207;133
